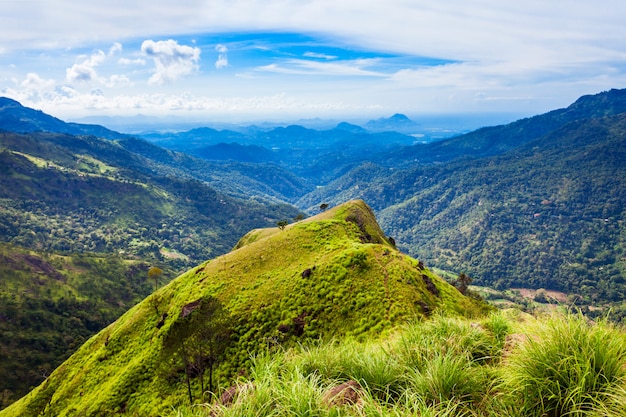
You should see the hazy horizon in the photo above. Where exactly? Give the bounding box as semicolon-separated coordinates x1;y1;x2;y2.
2;2;625;122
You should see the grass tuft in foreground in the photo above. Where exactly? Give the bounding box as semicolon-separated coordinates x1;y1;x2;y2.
181;310;625;417
500;313;626;417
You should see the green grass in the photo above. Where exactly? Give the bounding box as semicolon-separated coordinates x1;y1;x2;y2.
501;313;626;417
177;310;625;417
0;200;489;416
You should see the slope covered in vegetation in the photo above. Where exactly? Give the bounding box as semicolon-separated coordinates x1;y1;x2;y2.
0;131;302;270
0;200;488;416
299;107;626;305
180;311;626;417
0;244;158;409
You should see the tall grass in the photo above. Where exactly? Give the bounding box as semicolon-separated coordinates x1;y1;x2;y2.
177;311;625;417
500;313;626;417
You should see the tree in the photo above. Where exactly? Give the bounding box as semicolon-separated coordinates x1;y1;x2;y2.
454;272;472;296
161;296;232;403
148;266;163;291
277;220;288;230
320;203;329;212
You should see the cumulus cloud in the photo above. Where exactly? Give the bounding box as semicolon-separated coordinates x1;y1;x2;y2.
141;39;201;84
65;44;123;84
215;44;228;69
66;50;106;83
21;72;56;90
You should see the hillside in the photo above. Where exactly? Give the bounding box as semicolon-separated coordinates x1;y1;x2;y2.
300;113;626;303
177;311;626;417
0;131;302;269
0;244;159;409
378;87;626;166
0;201;488;416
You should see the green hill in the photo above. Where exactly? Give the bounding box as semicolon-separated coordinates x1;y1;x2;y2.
298;108;626;305
0;200;488;417
378;113;626;302
0;131;302;269
0;244;159;409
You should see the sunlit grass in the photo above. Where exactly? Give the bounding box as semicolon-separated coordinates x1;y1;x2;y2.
175;310;625;417
500;313;626;417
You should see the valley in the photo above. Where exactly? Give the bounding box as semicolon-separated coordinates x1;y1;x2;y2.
0;89;625;414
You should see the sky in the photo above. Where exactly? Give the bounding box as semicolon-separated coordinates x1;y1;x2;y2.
1;0;626;124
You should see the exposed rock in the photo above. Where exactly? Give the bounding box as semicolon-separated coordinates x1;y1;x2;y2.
421;274;440;297
322;380;363;407
180;299;201;318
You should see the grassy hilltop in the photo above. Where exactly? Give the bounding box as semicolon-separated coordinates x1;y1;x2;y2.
0;200;487;416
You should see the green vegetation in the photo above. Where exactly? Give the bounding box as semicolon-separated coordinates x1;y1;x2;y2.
0;243;159;409
0;201;488;416
301;112;626;307
0;131;302;271
174;311;625;417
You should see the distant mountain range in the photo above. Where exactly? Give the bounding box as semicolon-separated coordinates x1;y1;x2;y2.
297;89;626;303
2;90;626;303
1;89;626;412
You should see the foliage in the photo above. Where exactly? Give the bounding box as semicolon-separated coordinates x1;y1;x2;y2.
0;131;303;271
177;310;626;417
0;201;488;416
161;296;233;403
501;313;626;416
301;112;626;304
0;243;157;410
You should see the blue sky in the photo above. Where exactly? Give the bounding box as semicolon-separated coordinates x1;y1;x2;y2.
1;1;626;123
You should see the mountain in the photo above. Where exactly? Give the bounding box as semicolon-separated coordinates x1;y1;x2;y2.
0;130;302;269
138;123;417;185
0;200;488;416
0;243;160;409
365;113;420;133
334;121;367;133
298;112;626;302
379;88;626;167
0;101;308;411
0;97;127;139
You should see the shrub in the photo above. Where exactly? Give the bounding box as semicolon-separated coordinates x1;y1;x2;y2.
500;313;626;417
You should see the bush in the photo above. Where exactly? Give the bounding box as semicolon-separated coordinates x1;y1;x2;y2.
500;313;626;417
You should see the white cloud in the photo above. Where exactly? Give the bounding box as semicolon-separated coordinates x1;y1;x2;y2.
255;58;384;77
118;57;146;65
303;52;337;60
108;42;122;56
105;74;132;88
21;72;56;91
66;50;106;83
141;39;201;84
3;1;626;119
215;44;228;69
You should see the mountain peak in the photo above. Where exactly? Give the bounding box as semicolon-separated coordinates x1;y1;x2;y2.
2;199;486;416
365;113;419;133
0;96;23;108
334;121;366;133
389;113;410;121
